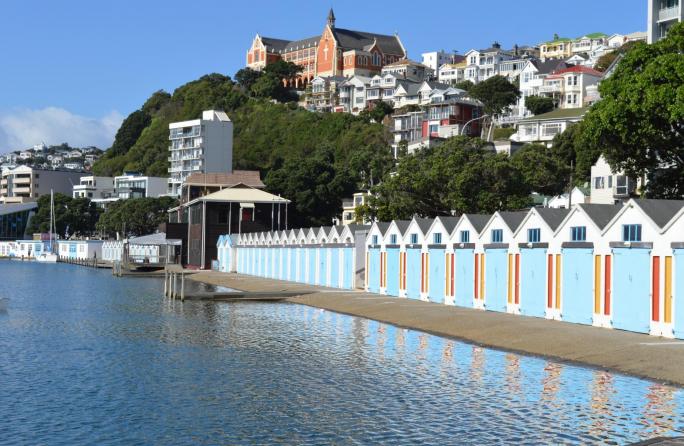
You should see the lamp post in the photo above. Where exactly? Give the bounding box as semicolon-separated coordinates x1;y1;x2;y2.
461;114;490;136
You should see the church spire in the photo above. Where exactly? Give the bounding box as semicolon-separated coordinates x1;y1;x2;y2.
327;8;336;28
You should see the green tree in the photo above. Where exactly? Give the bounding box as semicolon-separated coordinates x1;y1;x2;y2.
452;80;475;92
366;137;531;221
469;75;521;116
27;194;101;237
524;95;555;116
96;197;178;237
265;146;355;227
511;143;570;196
359;101;394;123
582;23;684;197
549;121;601;186
594;41;638;72
234;68;262;92
263;60;303;84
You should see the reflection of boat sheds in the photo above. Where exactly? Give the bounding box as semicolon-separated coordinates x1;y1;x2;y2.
218;198;684;341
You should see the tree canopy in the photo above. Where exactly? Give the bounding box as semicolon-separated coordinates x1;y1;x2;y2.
96;197;178;238
469;75;521;116
524;95;555;116
581;23;684;197
27;193;101;238
363;137;531;221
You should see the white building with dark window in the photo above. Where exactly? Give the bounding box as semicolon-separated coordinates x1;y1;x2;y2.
72;176;114;199
648;0;683;43
168;110;233;197
512;107;587;145
590;155;639;204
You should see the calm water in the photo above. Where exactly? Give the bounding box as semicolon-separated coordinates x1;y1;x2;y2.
0;262;683;445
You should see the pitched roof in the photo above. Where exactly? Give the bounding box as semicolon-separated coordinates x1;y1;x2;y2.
193;186;290;204
437;216;460;234
332;28;405;56
383;58;427;69
578;203;623;230
530;59;571;75
549;65;603;77
281;35;321;53
184;171;265;188
464;214;491;234
633;199;684;229
499;211;528;232
414;217;433;235
393;220;411;236
261;37;291;52
374;221;392;236
536;208;570;231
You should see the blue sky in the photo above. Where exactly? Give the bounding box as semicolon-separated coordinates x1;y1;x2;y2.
0;0;646;152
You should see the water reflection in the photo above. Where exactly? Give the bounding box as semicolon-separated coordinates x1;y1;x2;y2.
1;262;683;445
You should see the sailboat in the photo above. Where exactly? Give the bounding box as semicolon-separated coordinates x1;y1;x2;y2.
36;190;58;263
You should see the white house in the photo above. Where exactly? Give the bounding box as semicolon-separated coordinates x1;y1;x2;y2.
547;187;590;209
512;107;587;145
590;155;638;204
517;59;571;117
540;66;603;109
338;75;371;114
421;51;456;73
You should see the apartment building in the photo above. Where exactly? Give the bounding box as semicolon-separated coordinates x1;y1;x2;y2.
421;51;458;72
392;87;484;154
168;110;233;197
381;59;433;82
648;0;683;43
539;36;574;60
463;43;516;83
0;166;83;204
114;173;167;200
72;176;114;199
437;61;467;84
338;75;372;114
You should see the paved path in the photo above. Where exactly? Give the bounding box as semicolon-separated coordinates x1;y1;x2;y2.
190;272;684;387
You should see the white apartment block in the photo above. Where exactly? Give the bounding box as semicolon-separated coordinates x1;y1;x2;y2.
648;0;683;43
72;176;114;199
168;110;233;197
0;166;84;204
421;51;455;73
114;174;167;199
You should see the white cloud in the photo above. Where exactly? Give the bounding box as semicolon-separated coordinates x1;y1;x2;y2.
0;107;124;153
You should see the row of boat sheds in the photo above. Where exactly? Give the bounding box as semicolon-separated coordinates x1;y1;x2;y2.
217;198;684;340
0;233;181;266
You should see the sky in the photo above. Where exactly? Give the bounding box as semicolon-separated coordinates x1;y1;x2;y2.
0;0;646;153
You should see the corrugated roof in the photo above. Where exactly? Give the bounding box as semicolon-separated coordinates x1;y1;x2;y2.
195;187;290;204
261;37;291;52
536;208;570;231
129;232;182;246
281;36;321;53
530;59;571;75
578;203;623;230
633;199;684;229
518;107;588;123
184;171;265;189
499;211;528;232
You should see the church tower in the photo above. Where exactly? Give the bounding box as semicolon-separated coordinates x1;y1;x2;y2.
327;8;336;29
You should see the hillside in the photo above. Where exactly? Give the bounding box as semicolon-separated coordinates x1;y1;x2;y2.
92;73;393;227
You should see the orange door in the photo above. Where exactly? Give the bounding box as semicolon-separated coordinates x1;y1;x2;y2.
664;256;673;324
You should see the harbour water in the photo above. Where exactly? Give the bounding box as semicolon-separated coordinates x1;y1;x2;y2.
0;262;682;445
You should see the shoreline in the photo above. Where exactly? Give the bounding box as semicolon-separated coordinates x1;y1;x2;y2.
189;271;684;387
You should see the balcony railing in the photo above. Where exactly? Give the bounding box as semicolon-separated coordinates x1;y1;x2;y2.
659;6;680;21
539;85;562;93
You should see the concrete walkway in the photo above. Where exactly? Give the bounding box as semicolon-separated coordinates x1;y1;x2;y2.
190;272;684;387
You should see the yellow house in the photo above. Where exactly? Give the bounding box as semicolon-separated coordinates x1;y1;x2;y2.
540;35;573;60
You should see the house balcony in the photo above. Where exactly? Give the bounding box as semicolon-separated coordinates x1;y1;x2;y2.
658;6;680;21
539;84;562;94
12;186;31;194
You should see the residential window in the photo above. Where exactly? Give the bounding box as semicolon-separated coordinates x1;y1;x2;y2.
593;177;605;189
410;233;418;244
491;229;503;243
571;226;587;241
622;224;642;242
433;233;442;244
527;228;541;243
372;235;378;245
390;234;397;244
541;123;562;137
607;176;613;188
460;230;470;243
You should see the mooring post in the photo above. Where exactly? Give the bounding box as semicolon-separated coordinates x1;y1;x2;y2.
172;273;177;299
181;273;185;301
164;269;168;297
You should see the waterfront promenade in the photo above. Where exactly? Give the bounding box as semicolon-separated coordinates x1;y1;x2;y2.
192;271;684;386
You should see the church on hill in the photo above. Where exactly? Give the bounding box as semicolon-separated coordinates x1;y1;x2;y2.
246;9;407;88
